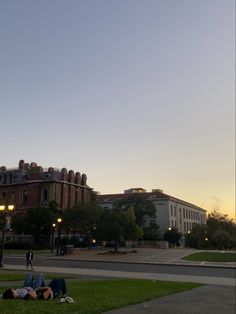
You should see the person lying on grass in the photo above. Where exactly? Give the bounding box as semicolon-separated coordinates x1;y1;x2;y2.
2;273;74;303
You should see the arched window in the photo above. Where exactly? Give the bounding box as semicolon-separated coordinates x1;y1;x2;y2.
22;190;28;206
42;188;49;203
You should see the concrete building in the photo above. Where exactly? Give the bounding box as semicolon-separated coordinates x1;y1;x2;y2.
97;188;207;234
0;160;92;213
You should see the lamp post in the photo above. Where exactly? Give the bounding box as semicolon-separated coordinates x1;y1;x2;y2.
0;205;14;267
51;223;56;252
56;218;62;256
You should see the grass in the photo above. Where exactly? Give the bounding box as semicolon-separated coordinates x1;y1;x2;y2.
182;252;236;262
0;271;30;281
0;279;202;314
0;271;73;281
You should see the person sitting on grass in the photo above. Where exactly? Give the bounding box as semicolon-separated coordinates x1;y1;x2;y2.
2;274;75;303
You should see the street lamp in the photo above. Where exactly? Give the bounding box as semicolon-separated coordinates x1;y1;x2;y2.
56;218;62;256
0;205;14;267
51;223;56;252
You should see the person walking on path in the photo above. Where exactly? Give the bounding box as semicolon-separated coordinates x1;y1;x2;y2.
26;249;34;271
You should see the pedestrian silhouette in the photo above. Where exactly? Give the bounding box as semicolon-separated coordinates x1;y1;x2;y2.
26;249;34;270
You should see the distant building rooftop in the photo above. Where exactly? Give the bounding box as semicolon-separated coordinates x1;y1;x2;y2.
97;187;206;212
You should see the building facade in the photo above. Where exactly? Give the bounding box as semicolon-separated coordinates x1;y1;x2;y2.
0;160;92;213
97;188;207;234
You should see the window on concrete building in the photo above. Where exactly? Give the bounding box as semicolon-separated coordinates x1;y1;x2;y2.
171;205;173;216
174;206;176;217
179;208;182;224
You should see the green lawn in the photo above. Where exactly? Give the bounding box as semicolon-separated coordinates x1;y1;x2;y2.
0;279;201;314
182;252;236;262
0;271;71;281
0;271;29;281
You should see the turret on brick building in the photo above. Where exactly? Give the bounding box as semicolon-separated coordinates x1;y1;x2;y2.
0;160;92;212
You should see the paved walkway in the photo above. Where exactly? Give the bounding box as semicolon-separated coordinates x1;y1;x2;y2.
5;248;236;268
3;264;235;286
104;285;236;314
1;248;235;313
50;248;236;268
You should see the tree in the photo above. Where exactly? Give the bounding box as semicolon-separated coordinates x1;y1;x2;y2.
11;214;26;234
143;222;161;241
184;211;236;249
185;224;208;249
163;228;182;247
96;207;143;251
11;206;55;247
211;229;234;250
48;200;60;214
25;207;54;246
63;202;103;244
121;206;143;241
207;210;236;249
96;208;123;251
114;194;156;227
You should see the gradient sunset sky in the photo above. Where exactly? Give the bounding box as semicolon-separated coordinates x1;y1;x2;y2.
0;1;235;219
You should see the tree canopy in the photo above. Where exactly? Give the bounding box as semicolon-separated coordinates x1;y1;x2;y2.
163;227;182;247
114;194;156;227
96;206;143;251
185;210;236;249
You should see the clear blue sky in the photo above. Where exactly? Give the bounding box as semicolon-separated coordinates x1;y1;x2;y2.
0;0;235;218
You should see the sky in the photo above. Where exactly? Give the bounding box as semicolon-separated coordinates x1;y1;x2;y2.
0;1;235;219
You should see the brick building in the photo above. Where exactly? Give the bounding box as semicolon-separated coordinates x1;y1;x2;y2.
0;160;92;213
